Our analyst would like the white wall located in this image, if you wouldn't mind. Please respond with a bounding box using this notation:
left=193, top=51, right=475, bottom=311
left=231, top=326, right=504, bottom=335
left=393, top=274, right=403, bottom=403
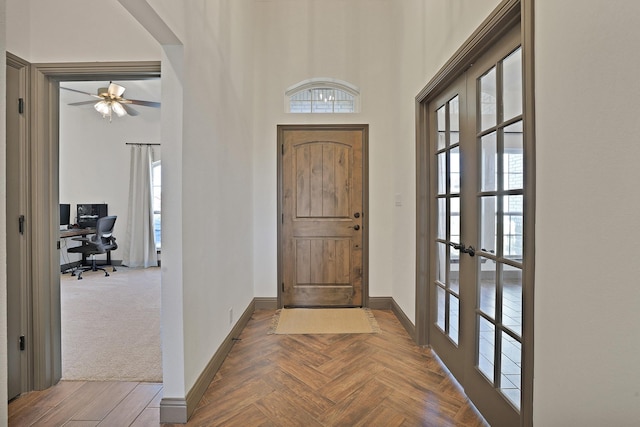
left=534, top=0, right=640, bottom=424
left=59, top=80, right=161, bottom=264
left=251, top=0, right=397, bottom=304
left=7, top=0, right=159, bottom=62
left=140, top=0, right=257, bottom=399
left=251, top=0, right=501, bottom=322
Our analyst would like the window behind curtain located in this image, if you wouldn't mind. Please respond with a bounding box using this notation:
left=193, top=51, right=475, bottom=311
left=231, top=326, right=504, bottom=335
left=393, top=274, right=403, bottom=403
left=152, top=161, right=161, bottom=249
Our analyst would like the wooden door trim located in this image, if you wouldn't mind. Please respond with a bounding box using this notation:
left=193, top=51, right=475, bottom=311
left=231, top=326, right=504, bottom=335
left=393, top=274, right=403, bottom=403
left=277, top=124, right=369, bottom=309
left=28, top=61, right=161, bottom=390
left=7, top=52, right=33, bottom=397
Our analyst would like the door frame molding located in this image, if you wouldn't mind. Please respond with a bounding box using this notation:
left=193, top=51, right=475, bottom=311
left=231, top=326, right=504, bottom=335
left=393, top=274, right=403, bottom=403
left=276, top=124, right=369, bottom=309
left=7, top=52, right=33, bottom=397
left=27, top=61, right=160, bottom=389
left=415, top=0, right=534, bottom=425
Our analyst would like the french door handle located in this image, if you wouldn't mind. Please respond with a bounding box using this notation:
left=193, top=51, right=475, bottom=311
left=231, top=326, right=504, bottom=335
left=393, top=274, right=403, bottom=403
left=449, top=242, right=475, bottom=257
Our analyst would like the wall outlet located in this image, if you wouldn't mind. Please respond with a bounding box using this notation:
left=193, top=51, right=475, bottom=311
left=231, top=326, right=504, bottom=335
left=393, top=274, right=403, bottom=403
left=229, top=307, right=233, bottom=325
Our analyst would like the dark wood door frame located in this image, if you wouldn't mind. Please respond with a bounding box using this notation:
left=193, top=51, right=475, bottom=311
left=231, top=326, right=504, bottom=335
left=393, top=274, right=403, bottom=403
left=24, top=61, right=160, bottom=391
left=277, top=124, right=369, bottom=309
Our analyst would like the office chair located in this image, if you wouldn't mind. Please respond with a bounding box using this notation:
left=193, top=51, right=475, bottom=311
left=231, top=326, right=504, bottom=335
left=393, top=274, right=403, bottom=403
left=68, top=215, right=118, bottom=280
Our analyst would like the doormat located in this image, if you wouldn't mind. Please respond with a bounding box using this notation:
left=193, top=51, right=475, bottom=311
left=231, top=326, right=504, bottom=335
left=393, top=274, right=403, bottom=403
left=268, top=308, right=380, bottom=335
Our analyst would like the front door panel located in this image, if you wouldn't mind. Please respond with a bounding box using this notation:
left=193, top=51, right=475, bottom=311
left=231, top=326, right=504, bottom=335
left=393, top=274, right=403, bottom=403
left=279, top=126, right=366, bottom=307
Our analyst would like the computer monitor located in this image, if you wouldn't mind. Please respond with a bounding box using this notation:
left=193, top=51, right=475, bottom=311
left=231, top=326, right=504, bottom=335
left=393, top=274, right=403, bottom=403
left=59, top=204, right=70, bottom=229
left=77, top=204, right=108, bottom=229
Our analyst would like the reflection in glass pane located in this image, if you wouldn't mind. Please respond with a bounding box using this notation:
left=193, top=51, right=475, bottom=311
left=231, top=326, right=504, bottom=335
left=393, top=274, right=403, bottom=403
left=478, top=316, right=495, bottom=382
left=450, top=147, right=460, bottom=194
left=480, top=67, right=497, bottom=131
left=437, top=198, right=446, bottom=240
left=450, top=96, right=460, bottom=144
left=437, top=105, right=446, bottom=150
left=450, top=197, right=460, bottom=243
left=503, top=267, right=523, bottom=336
left=503, top=195, right=523, bottom=260
left=504, top=121, right=524, bottom=191
left=436, top=242, right=446, bottom=284
left=480, top=196, right=497, bottom=254
left=500, top=334, right=522, bottom=409
left=436, top=286, right=446, bottom=330
left=503, top=47, right=523, bottom=121
left=479, top=259, right=496, bottom=319
left=481, top=132, right=497, bottom=192
left=449, top=295, right=459, bottom=344
left=437, top=152, right=446, bottom=195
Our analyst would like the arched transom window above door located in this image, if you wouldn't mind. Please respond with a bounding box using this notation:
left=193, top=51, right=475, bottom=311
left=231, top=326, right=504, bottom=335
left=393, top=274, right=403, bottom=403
left=286, top=78, right=360, bottom=113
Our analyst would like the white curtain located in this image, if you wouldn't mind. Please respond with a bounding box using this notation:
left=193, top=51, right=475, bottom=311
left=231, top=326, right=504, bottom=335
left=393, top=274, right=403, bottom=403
left=123, top=145, right=158, bottom=268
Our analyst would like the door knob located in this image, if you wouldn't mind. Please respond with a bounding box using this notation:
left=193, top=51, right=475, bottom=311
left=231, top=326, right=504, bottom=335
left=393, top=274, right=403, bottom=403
left=354, top=212, right=360, bottom=218
left=349, top=224, right=360, bottom=230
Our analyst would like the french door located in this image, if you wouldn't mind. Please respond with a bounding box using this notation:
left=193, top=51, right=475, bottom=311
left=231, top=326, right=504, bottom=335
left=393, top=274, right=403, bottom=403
left=427, top=22, right=529, bottom=426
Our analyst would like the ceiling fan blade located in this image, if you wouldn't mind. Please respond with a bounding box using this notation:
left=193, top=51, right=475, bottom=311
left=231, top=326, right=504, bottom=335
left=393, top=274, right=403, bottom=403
left=121, top=103, right=140, bottom=116
left=68, top=100, right=100, bottom=106
left=108, top=83, right=126, bottom=98
left=125, top=99, right=161, bottom=108
left=60, top=86, right=101, bottom=98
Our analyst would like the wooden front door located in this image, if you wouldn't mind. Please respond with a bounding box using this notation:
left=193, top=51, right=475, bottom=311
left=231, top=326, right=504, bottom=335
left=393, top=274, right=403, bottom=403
left=278, top=125, right=367, bottom=307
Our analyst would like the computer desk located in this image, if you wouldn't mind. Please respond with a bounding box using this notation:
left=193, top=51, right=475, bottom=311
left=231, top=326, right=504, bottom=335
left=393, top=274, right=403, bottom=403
left=60, top=228, right=112, bottom=266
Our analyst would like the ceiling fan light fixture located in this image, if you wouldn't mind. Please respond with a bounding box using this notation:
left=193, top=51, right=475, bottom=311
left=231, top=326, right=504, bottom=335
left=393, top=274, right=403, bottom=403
left=111, top=101, right=127, bottom=117
left=94, top=100, right=110, bottom=116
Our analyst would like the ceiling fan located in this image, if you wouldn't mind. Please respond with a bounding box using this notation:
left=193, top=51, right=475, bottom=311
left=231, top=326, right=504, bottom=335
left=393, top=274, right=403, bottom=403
left=61, top=82, right=160, bottom=121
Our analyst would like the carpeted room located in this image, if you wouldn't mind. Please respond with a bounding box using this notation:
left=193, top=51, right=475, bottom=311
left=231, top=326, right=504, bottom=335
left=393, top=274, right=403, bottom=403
left=60, top=267, right=162, bottom=382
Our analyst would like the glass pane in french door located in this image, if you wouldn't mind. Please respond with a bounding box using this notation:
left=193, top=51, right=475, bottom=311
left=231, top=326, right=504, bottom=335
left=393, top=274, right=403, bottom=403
left=434, top=95, right=461, bottom=345
left=476, top=46, right=524, bottom=411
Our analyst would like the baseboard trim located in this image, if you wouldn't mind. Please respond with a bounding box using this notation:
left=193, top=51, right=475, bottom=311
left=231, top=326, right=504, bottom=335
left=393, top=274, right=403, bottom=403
left=254, top=297, right=278, bottom=310
left=159, top=299, right=256, bottom=423
left=370, top=296, right=416, bottom=341
left=159, top=397, right=188, bottom=424
left=369, top=296, right=393, bottom=310
left=390, top=298, right=416, bottom=342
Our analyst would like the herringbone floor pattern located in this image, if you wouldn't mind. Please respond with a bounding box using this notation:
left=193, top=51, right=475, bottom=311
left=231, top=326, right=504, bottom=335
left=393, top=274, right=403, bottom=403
left=9, top=309, right=488, bottom=426
left=167, top=309, right=487, bottom=426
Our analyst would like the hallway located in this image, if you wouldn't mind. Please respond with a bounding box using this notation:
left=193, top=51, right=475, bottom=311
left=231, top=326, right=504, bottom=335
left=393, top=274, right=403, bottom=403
left=9, top=310, right=487, bottom=426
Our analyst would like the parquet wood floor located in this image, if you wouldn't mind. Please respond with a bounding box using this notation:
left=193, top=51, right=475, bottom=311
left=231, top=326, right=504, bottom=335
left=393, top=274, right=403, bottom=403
left=9, top=310, right=487, bottom=426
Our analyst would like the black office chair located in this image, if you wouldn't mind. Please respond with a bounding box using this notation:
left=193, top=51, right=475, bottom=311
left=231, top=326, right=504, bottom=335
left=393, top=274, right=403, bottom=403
left=68, top=215, right=118, bottom=280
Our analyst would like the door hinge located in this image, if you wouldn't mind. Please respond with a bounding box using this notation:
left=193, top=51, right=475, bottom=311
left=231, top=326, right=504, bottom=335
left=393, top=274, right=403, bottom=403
left=19, top=336, right=25, bottom=351
left=281, top=213, right=284, bottom=224
left=281, top=144, right=284, bottom=155
left=281, top=282, right=285, bottom=292
left=57, top=240, right=61, bottom=250
left=18, top=98, right=24, bottom=114
left=18, top=215, right=25, bottom=235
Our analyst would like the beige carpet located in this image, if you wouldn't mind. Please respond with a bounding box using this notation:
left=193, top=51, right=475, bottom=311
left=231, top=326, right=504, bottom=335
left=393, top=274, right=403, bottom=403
left=61, top=266, right=162, bottom=382
left=269, top=308, right=380, bottom=334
